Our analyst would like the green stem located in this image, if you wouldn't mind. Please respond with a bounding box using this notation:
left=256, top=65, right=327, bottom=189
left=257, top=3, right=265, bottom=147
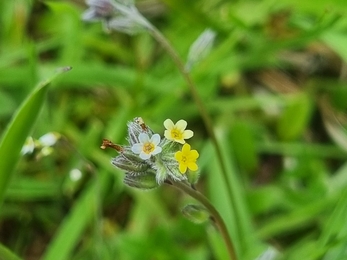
left=145, top=23, right=241, bottom=246
left=146, top=21, right=234, bottom=197
left=107, top=6, right=239, bottom=258
left=167, top=180, right=237, bottom=260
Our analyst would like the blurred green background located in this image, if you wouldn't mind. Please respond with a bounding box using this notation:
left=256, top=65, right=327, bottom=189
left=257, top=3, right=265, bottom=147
left=1, top=0, right=347, bottom=259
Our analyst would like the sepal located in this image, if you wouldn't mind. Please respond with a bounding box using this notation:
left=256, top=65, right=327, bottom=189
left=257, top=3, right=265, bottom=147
left=186, top=170, right=200, bottom=185
left=123, top=171, right=159, bottom=190
left=111, top=153, right=149, bottom=172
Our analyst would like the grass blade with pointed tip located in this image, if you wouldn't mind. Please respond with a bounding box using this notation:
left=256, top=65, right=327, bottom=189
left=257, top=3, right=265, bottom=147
left=0, top=67, right=71, bottom=206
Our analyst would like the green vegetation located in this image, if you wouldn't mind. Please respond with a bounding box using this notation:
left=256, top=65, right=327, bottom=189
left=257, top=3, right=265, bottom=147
left=1, top=0, right=347, bottom=259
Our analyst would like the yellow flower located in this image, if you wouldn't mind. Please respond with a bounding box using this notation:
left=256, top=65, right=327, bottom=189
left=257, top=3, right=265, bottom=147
left=164, top=119, right=193, bottom=144
left=174, top=143, right=199, bottom=174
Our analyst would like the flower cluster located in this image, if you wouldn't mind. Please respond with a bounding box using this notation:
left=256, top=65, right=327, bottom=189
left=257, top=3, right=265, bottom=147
left=21, top=132, right=61, bottom=158
left=102, top=117, right=199, bottom=189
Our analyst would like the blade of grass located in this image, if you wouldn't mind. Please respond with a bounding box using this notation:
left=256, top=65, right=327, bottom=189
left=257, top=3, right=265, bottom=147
left=203, top=137, right=264, bottom=259
left=319, top=186, right=347, bottom=253
left=41, top=171, right=112, bottom=260
left=256, top=196, right=334, bottom=240
left=256, top=142, right=347, bottom=159
left=0, top=243, right=22, bottom=260
left=0, top=66, right=71, bottom=207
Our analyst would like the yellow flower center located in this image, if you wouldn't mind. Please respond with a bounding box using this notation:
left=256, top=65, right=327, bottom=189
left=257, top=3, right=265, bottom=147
left=171, top=129, right=182, bottom=139
left=143, top=142, right=155, bottom=154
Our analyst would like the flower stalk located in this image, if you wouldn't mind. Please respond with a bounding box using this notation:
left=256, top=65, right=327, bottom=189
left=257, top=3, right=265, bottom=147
left=145, top=19, right=241, bottom=255
left=102, top=117, right=237, bottom=259
left=147, top=27, right=231, bottom=191
left=166, top=179, right=237, bottom=260
left=84, top=1, right=239, bottom=258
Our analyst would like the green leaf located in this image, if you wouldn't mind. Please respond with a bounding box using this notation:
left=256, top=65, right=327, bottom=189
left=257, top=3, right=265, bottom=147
left=0, top=243, right=22, bottom=260
left=247, top=186, right=285, bottom=215
left=277, top=93, right=312, bottom=141
left=0, top=90, right=16, bottom=118
left=322, top=31, right=347, bottom=63
left=319, top=184, right=347, bottom=257
left=203, top=138, right=265, bottom=259
left=42, top=171, right=112, bottom=260
left=0, top=67, right=71, bottom=206
left=229, top=120, right=259, bottom=173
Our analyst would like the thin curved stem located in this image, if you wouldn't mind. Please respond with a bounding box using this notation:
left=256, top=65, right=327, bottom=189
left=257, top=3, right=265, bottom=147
left=113, top=9, right=240, bottom=259
left=108, top=6, right=239, bottom=238
left=166, top=180, right=237, bottom=260
left=147, top=21, right=233, bottom=194
left=146, top=24, right=240, bottom=238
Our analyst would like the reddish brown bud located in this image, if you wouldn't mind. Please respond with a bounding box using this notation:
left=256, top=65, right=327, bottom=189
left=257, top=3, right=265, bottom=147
left=100, top=139, right=123, bottom=152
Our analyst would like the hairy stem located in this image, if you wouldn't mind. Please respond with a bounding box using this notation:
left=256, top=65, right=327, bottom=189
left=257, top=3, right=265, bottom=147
left=145, top=23, right=241, bottom=243
left=107, top=6, right=240, bottom=258
left=147, top=25, right=234, bottom=202
left=167, top=180, right=237, bottom=260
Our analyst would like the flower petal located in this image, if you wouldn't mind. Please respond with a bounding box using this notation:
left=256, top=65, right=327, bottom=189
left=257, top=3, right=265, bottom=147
left=176, top=138, right=185, bottom=144
left=183, top=130, right=193, bottom=139
left=176, top=120, right=187, bottom=131
left=151, top=134, right=161, bottom=145
left=164, top=119, right=174, bottom=130
left=179, top=164, right=188, bottom=174
left=164, top=129, right=171, bottom=140
left=188, top=150, right=199, bottom=160
left=139, top=151, right=151, bottom=160
left=175, top=151, right=183, bottom=161
left=152, top=146, right=162, bottom=155
left=182, top=143, right=191, bottom=153
left=138, top=133, right=149, bottom=143
left=131, top=143, right=143, bottom=154
left=187, top=162, right=198, bottom=171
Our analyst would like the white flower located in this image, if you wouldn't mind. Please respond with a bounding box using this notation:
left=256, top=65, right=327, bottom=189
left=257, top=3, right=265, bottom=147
left=39, top=132, right=60, bottom=147
left=131, top=133, right=162, bottom=160
left=21, top=137, right=35, bottom=155
left=69, top=169, right=83, bottom=181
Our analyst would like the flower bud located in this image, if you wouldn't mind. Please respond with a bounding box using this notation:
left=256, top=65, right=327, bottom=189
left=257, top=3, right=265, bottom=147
left=181, top=204, right=210, bottom=224
left=39, top=132, right=61, bottom=147
left=186, top=170, right=200, bottom=185
left=82, top=0, right=115, bottom=22
left=123, top=171, right=159, bottom=190
left=186, top=29, right=216, bottom=71
left=166, top=163, right=187, bottom=182
left=127, top=118, right=153, bottom=146
left=112, top=154, right=149, bottom=172
left=153, top=160, right=167, bottom=184
left=21, top=137, right=35, bottom=155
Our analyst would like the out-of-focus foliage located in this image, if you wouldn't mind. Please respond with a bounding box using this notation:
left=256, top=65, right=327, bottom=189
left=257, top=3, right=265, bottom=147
left=1, top=0, right=347, bottom=259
